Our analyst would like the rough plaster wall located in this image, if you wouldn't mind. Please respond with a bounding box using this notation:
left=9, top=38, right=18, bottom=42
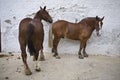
left=0, top=0, right=120, bottom=56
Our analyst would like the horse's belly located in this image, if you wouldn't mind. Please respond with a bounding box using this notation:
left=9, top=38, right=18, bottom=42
left=66, top=34, right=79, bottom=40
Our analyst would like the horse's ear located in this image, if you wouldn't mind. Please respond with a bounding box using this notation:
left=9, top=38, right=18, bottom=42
left=101, top=16, right=104, bottom=21
left=40, top=6, right=43, bottom=10
left=43, top=6, right=46, bottom=10
left=96, top=16, right=99, bottom=20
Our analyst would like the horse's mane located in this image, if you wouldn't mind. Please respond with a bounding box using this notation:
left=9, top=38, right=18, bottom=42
left=34, top=10, right=41, bottom=19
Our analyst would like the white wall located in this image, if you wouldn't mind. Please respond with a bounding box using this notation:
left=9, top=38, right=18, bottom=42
left=0, top=0, right=120, bottom=56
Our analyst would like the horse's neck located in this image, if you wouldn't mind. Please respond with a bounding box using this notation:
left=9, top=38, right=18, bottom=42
left=85, top=20, right=96, bottom=31
left=90, top=21, right=96, bottom=31
left=33, top=12, right=42, bottom=21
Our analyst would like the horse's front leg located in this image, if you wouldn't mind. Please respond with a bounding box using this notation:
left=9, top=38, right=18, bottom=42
left=78, top=41, right=84, bottom=59
left=53, top=37, right=61, bottom=59
left=83, top=42, right=88, bottom=57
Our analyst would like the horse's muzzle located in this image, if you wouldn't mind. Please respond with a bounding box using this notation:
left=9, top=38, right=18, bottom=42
left=96, top=31, right=101, bottom=37
left=49, top=19, right=53, bottom=23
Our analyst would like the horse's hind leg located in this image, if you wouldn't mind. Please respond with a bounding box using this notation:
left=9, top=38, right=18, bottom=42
left=83, top=42, right=88, bottom=57
left=39, top=49, right=45, bottom=61
left=34, top=51, right=41, bottom=72
left=20, top=43, right=32, bottom=75
left=52, top=36, right=61, bottom=59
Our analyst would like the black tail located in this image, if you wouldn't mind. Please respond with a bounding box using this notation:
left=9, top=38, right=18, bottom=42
left=27, top=24, right=36, bottom=56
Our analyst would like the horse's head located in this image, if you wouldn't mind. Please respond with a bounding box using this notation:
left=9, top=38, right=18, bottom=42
left=95, top=16, right=104, bottom=36
left=38, top=6, right=53, bottom=23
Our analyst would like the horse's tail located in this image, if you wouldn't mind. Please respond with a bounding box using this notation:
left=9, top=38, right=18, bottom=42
left=27, top=24, right=36, bottom=56
left=48, top=24, right=53, bottom=48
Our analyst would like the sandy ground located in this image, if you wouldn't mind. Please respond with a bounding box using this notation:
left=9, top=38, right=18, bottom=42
left=0, top=53, right=120, bottom=80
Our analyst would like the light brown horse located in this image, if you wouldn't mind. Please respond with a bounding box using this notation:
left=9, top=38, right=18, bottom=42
left=19, top=6, right=53, bottom=75
left=49, top=16, right=104, bottom=59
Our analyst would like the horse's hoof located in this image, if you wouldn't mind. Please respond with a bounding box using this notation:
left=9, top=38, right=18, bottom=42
left=83, top=54, right=88, bottom=57
left=25, top=69, right=32, bottom=75
left=53, top=54, right=56, bottom=57
left=52, top=49, right=54, bottom=53
left=79, top=55, right=84, bottom=59
left=39, top=57, right=45, bottom=61
left=33, top=56, right=36, bottom=61
left=56, top=56, right=61, bottom=59
left=35, top=68, right=41, bottom=72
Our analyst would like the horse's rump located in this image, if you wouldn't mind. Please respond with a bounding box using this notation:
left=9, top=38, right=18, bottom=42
left=19, top=18, right=32, bottom=38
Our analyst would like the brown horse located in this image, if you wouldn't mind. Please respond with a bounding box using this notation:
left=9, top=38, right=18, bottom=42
left=19, top=6, right=53, bottom=75
left=49, top=16, right=104, bottom=59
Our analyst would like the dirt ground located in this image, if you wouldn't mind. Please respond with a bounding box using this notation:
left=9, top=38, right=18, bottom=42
left=0, top=53, right=120, bottom=80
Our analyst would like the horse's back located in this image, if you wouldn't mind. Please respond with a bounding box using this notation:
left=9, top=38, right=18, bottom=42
left=30, top=19, right=44, bottom=35
left=30, top=19, right=44, bottom=47
left=52, top=20, right=80, bottom=29
left=32, top=19, right=44, bottom=40
left=52, top=20, right=68, bottom=28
